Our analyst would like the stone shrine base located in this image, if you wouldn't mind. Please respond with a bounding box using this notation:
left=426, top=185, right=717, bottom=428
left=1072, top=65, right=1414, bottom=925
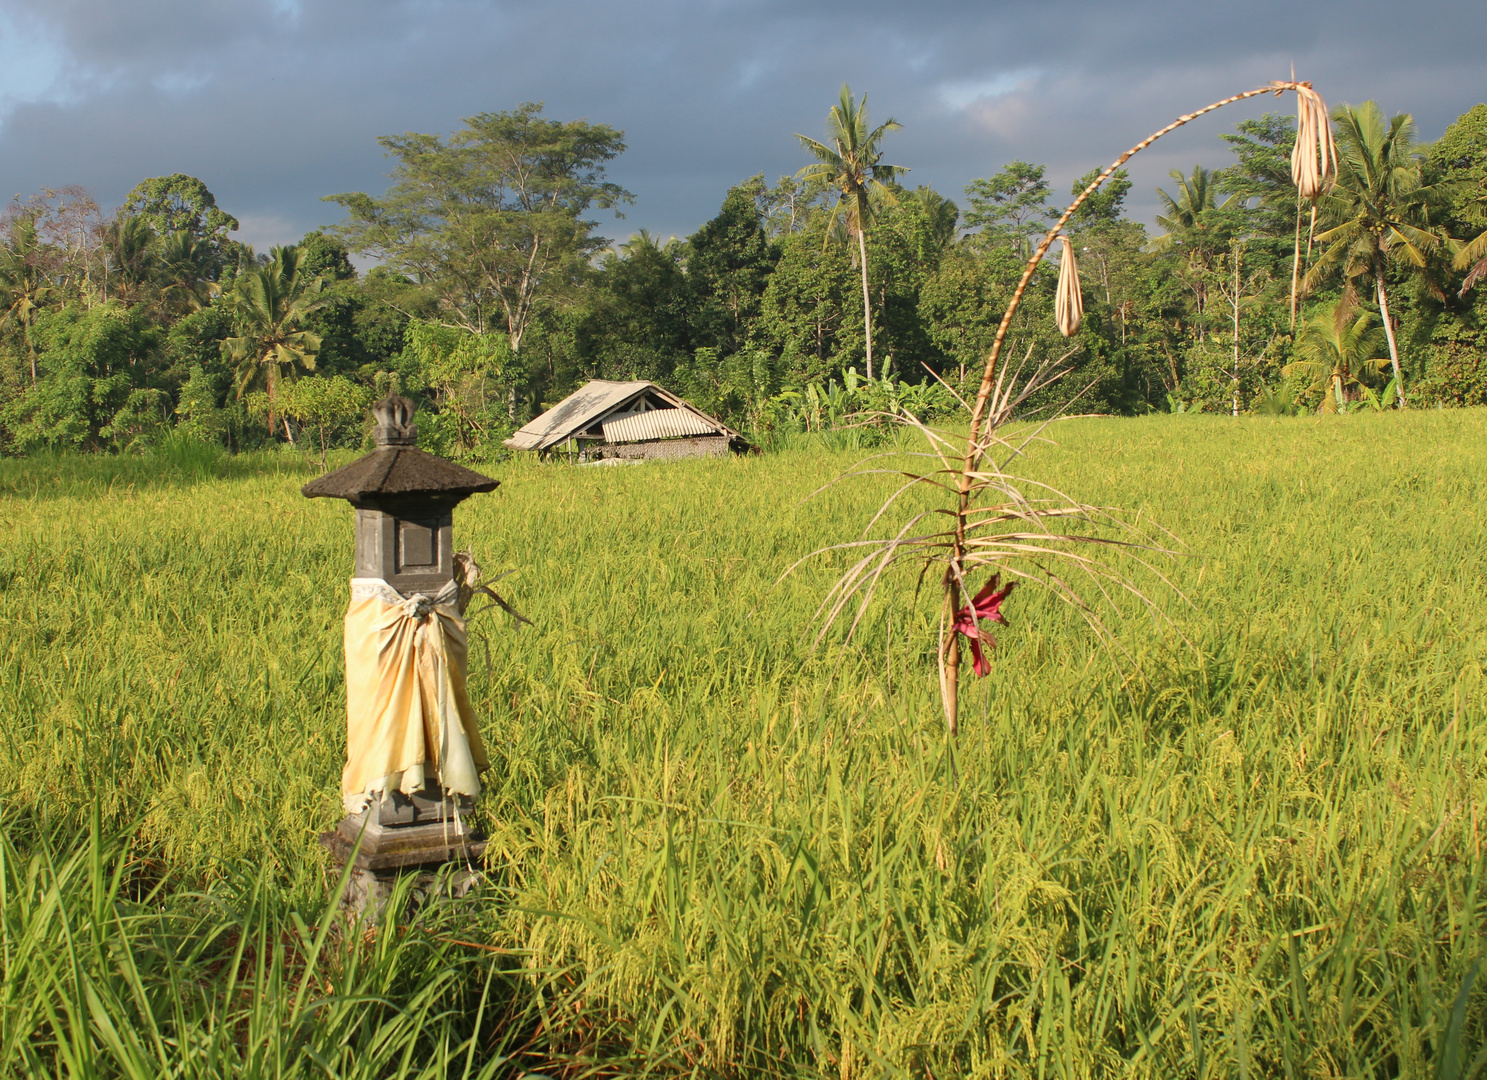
left=339, top=863, right=481, bottom=919
left=320, top=815, right=488, bottom=872
left=319, top=783, right=487, bottom=917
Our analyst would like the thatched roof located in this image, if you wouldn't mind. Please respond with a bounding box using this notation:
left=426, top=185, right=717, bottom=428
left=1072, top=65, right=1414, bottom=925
left=302, top=446, right=498, bottom=503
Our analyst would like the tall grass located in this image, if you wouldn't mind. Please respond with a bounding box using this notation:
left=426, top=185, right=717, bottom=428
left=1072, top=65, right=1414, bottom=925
left=1, top=411, right=1484, bottom=1075
left=0, top=809, right=522, bottom=1077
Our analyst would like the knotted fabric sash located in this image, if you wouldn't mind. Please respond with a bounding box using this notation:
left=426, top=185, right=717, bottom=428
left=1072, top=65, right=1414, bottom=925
left=342, top=577, right=489, bottom=813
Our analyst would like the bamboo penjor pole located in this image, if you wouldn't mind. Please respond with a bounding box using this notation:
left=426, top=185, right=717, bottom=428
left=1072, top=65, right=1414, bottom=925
left=940, top=80, right=1335, bottom=733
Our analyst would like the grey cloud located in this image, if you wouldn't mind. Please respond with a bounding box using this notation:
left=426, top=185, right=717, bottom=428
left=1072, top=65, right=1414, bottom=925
left=0, top=0, right=1482, bottom=252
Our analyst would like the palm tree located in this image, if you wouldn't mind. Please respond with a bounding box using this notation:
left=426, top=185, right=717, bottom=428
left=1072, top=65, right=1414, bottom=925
left=157, top=230, right=220, bottom=313
left=222, top=245, right=329, bottom=436
left=796, top=84, right=905, bottom=380
left=1152, top=165, right=1238, bottom=248
left=101, top=215, right=156, bottom=304
left=0, top=219, right=57, bottom=383
left=1152, top=166, right=1240, bottom=341
left=1283, top=295, right=1390, bottom=413
left=907, top=186, right=960, bottom=254
left=1305, top=103, right=1453, bottom=407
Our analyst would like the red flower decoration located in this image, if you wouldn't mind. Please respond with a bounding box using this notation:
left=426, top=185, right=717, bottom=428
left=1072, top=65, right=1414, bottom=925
left=952, top=575, right=1015, bottom=677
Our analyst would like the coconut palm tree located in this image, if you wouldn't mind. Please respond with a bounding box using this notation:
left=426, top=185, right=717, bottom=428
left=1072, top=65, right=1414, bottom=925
left=0, top=218, right=57, bottom=383
left=222, top=245, right=328, bottom=436
left=1305, top=103, right=1453, bottom=407
left=101, top=215, right=156, bottom=304
left=907, top=186, right=960, bottom=255
left=1283, top=295, right=1390, bottom=413
left=796, top=84, right=905, bottom=380
left=1151, top=165, right=1239, bottom=250
left=157, top=230, right=220, bottom=314
left=1151, top=166, right=1240, bottom=341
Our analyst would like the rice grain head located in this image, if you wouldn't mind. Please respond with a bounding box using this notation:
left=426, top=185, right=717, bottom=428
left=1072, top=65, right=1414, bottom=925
left=1290, top=83, right=1337, bottom=199
left=1055, top=236, right=1084, bottom=337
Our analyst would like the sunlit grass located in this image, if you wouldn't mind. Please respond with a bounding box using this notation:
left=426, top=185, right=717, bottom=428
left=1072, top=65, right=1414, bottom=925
left=1, top=411, right=1484, bottom=1075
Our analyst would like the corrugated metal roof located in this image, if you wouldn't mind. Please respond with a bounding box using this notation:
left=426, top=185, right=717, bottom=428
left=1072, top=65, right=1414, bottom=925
left=504, top=380, right=651, bottom=451
left=505, top=380, right=744, bottom=453
left=601, top=408, right=722, bottom=443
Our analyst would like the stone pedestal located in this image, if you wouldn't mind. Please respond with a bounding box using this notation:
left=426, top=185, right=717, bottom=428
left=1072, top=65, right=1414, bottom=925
left=320, top=780, right=487, bottom=918
left=340, top=864, right=481, bottom=920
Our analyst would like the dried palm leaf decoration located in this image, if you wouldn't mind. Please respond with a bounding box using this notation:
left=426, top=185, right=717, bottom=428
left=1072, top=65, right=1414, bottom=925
left=1291, top=84, right=1338, bottom=199
left=1055, top=236, right=1083, bottom=337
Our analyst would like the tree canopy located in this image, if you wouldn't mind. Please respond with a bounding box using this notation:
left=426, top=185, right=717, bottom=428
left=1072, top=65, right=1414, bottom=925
left=326, top=102, right=631, bottom=355
left=6, top=96, right=1487, bottom=459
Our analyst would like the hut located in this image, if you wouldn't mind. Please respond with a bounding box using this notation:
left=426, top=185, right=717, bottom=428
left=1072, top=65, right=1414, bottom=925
left=504, top=380, right=749, bottom=461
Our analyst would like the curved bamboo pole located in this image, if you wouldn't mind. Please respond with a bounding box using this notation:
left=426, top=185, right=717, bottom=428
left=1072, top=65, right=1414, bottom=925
left=940, top=80, right=1326, bottom=734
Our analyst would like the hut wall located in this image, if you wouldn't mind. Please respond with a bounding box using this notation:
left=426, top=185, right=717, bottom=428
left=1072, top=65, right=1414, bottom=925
left=600, top=436, right=731, bottom=461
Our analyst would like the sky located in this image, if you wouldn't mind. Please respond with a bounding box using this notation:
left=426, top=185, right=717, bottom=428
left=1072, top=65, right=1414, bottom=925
left=0, top=0, right=1484, bottom=254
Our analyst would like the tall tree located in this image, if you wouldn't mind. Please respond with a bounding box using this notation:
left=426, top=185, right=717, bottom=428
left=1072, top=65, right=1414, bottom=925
left=905, top=186, right=960, bottom=253
left=754, top=172, right=833, bottom=239
left=1216, top=116, right=1300, bottom=235
left=1068, top=167, right=1132, bottom=226
left=579, top=230, right=692, bottom=381
left=122, top=175, right=239, bottom=241
left=221, top=245, right=329, bottom=435
left=156, top=231, right=220, bottom=314
left=1214, top=114, right=1311, bottom=327
left=1152, top=165, right=1238, bottom=249
left=796, top=84, right=905, bottom=380
left=1152, top=166, right=1240, bottom=341
left=101, top=216, right=157, bottom=304
left=327, top=103, right=631, bottom=367
left=963, top=161, right=1054, bottom=255
left=1428, top=103, right=1487, bottom=293
left=297, top=230, right=358, bottom=282
left=0, top=218, right=57, bottom=382
left=2, top=187, right=104, bottom=301
left=121, top=175, right=239, bottom=276
left=918, top=246, right=1015, bottom=384
left=687, top=183, right=778, bottom=356
left=1305, top=102, right=1454, bottom=405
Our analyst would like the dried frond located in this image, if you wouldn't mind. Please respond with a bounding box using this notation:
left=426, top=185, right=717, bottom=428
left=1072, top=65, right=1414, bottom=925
left=792, top=410, right=1187, bottom=683
left=790, top=356, right=1185, bottom=699
left=1055, top=237, right=1083, bottom=337
left=1461, top=256, right=1487, bottom=297
left=453, top=549, right=532, bottom=626
left=1290, top=83, right=1337, bottom=200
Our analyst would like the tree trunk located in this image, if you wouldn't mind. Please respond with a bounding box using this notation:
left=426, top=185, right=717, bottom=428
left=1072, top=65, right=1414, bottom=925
left=506, top=333, right=521, bottom=421
left=1231, top=250, right=1241, bottom=417
left=1290, top=193, right=1303, bottom=331
left=1375, top=268, right=1407, bottom=408
left=857, top=227, right=873, bottom=380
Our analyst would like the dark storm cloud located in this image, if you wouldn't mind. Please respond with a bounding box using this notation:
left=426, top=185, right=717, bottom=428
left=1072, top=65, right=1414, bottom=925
left=0, top=0, right=1483, bottom=251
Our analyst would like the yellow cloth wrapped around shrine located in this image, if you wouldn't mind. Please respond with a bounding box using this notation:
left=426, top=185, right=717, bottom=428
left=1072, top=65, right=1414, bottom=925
left=341, top=578, right=489, bottom=811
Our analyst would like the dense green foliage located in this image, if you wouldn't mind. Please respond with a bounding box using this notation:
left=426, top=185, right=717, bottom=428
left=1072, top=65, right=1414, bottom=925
left=3, top=96, right=1486, bottom=461
left=2, top=413, right=1484, bottom=1075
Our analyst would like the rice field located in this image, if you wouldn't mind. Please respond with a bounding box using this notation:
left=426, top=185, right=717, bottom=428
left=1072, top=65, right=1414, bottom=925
left=1, top=411, right=1484, bottom=1077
